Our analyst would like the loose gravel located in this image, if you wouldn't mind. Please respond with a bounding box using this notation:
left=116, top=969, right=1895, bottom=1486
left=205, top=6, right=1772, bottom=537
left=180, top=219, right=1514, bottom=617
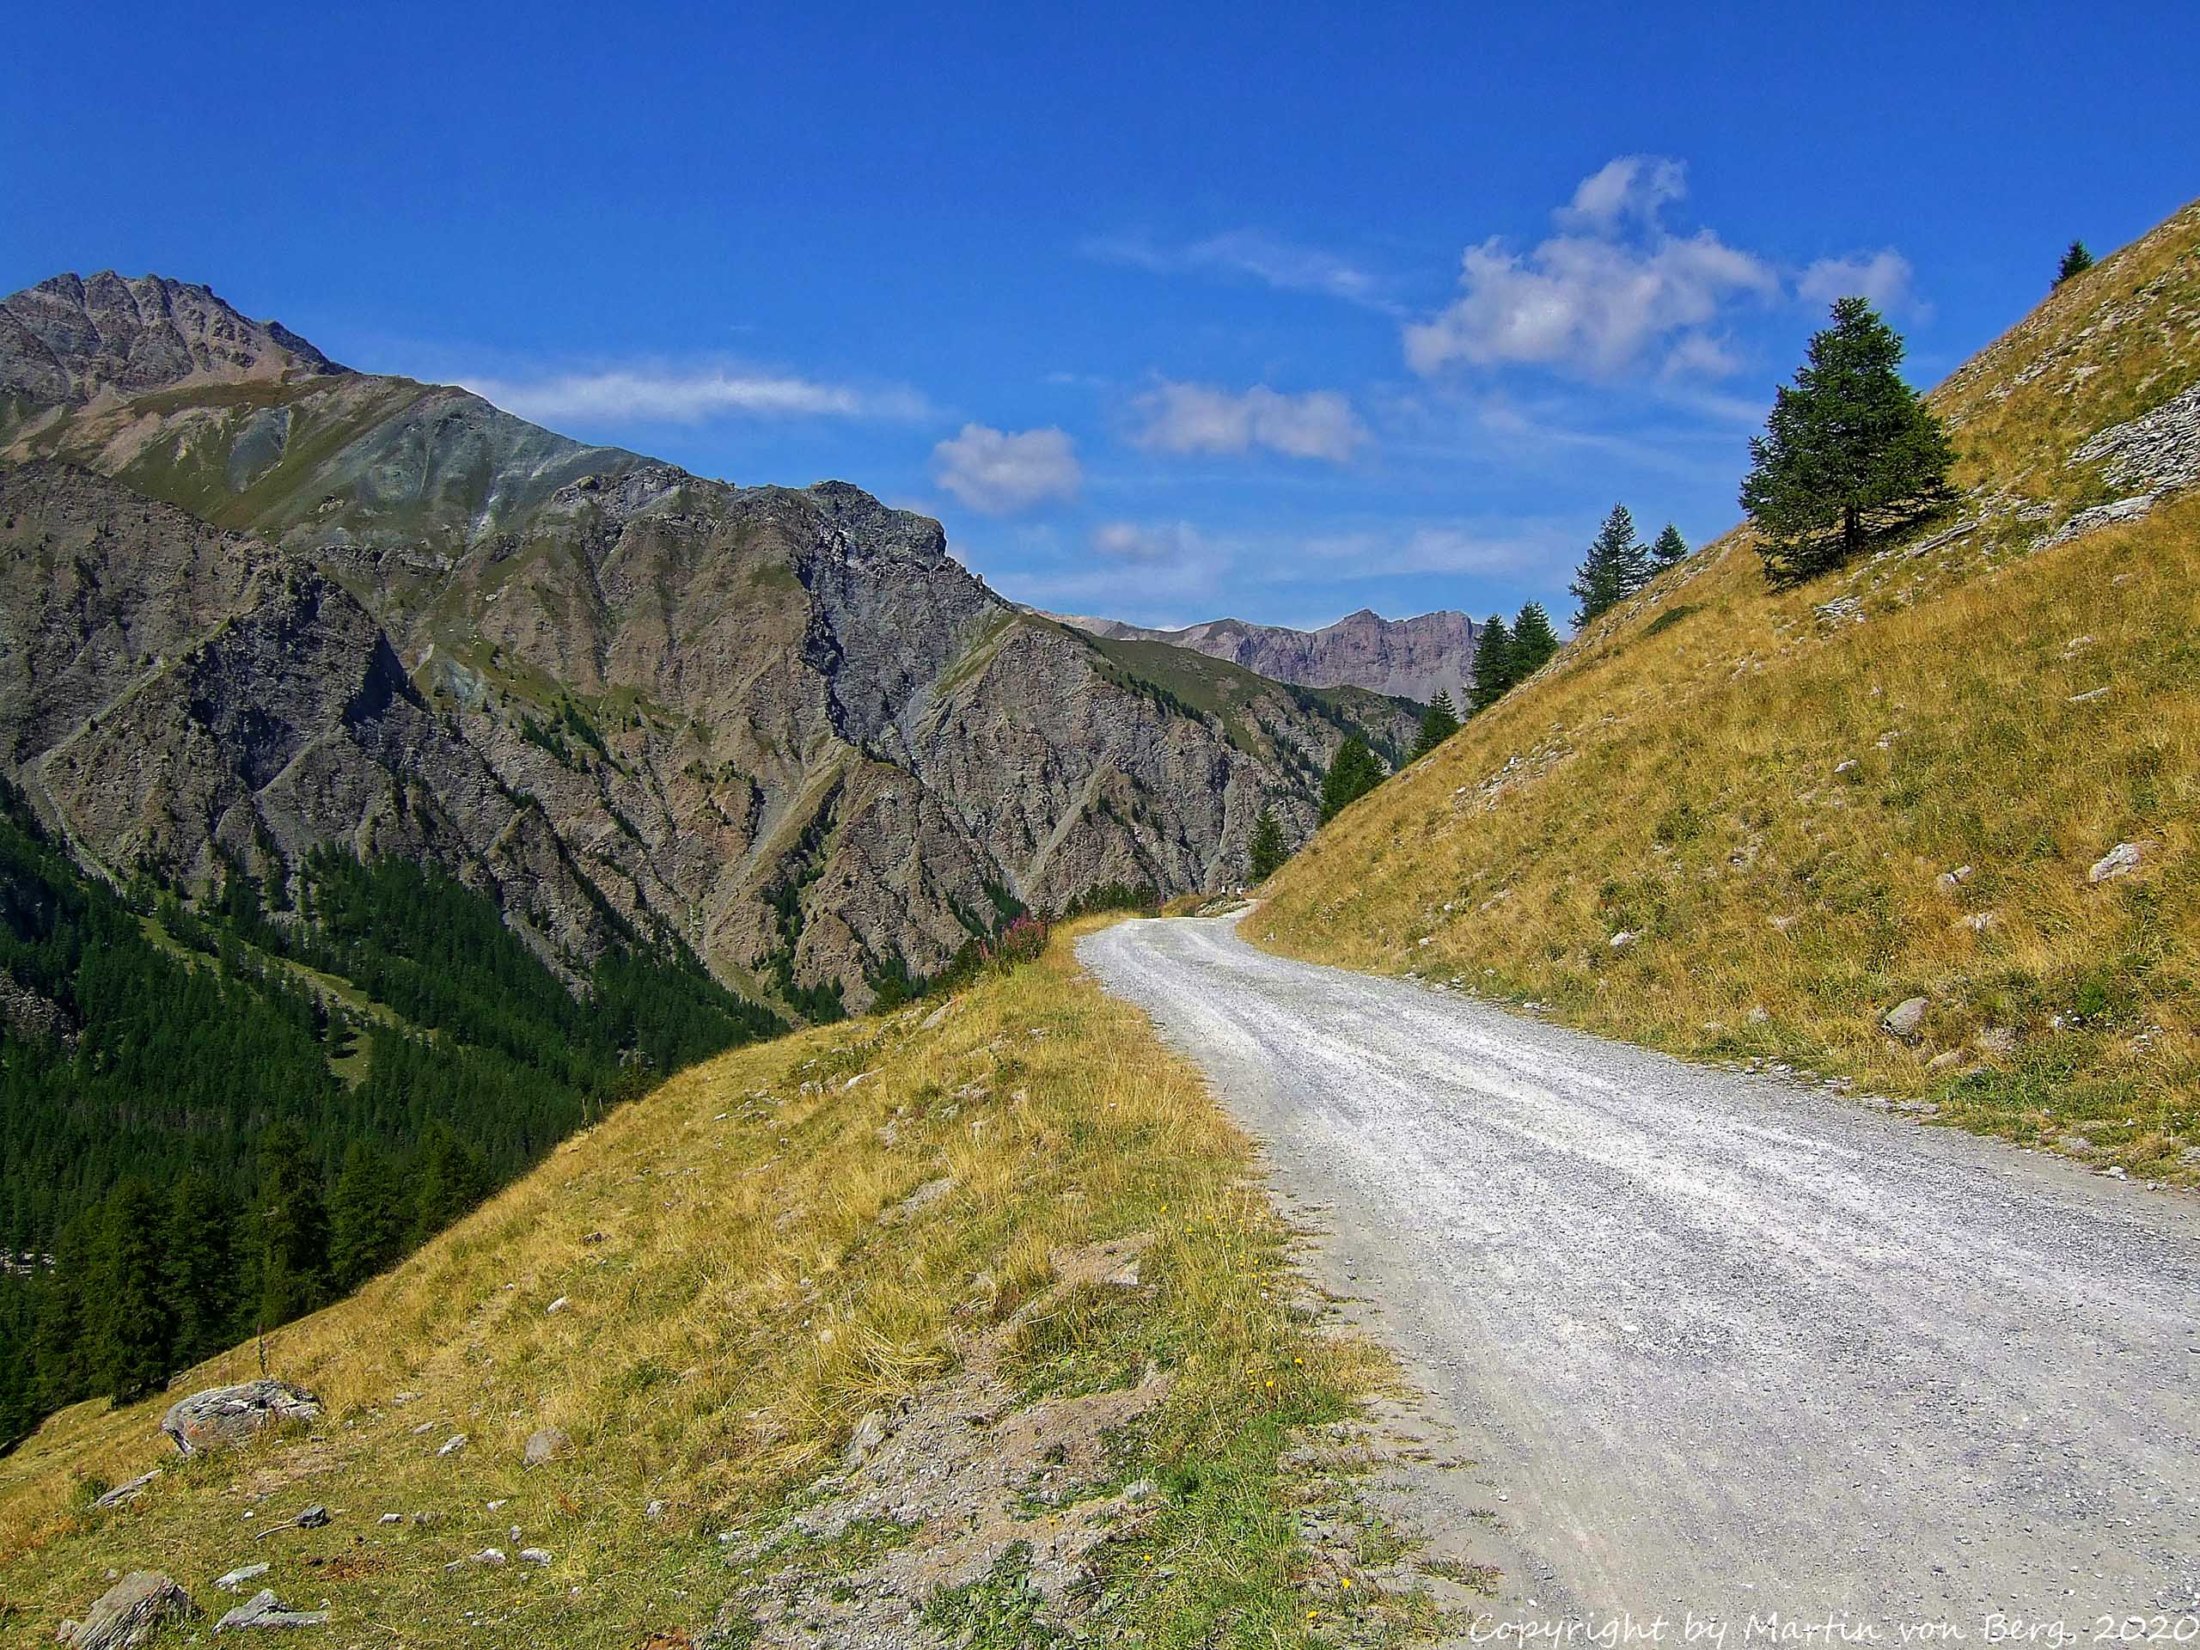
left=1080, top=913, right=2200, bottom=1632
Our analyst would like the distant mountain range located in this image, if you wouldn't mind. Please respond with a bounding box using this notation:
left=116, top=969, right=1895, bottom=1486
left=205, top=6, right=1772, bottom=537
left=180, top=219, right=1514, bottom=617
left=0, top=272, right=1419, bottom=1013
left=1053, top=609, right=1477, bottom=708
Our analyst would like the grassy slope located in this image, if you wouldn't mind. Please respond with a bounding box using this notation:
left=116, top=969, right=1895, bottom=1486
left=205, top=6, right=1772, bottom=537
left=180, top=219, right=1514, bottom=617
left=1256, top=200, right=2200, bottom=1182
left=0, top=928, right=1424, bottom=1647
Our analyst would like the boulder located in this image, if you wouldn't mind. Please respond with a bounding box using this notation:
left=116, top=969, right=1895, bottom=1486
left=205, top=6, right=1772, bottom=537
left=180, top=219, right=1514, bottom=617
left=213, top=1589, right=329, bottom=1632
left=161, top=1380, right=322, bottom=1456
left=62, top=1572, right=198, bottom=1649
left=523, top=1427, right=570, bottom=1467
left=1881, top=997, right=1930, bottom=1039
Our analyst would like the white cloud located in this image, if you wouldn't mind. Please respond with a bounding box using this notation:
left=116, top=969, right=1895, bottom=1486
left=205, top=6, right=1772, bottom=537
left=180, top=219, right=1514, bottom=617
left=1091, top=520, right=1205, bottom=564
left=1405, top=157, right=1778, bottom=381
left=1798, top=249, right=1918, bottom=314
left=930, top=424, right=1082, bottom=515
left=1086, top=229, right=1391, bottom=310
left=1558, top=155, right=1688, bottom=228
left=1129, top=381, right=1368, bottom=463
left=463, top=365, right=929, bottom=424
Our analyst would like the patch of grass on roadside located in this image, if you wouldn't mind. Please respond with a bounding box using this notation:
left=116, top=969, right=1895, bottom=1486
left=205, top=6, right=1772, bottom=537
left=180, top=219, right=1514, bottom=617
left=0, top=923, right=1423, bottom=1647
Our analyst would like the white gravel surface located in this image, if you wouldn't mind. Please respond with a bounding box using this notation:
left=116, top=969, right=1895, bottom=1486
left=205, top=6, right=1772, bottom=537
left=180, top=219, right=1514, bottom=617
left=1079, top=913, right=2200, bottom=1634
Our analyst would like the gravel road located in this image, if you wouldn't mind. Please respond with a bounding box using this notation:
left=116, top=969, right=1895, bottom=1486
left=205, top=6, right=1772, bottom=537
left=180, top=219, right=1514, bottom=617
left=1079, top=913, right=2200, bottom=1635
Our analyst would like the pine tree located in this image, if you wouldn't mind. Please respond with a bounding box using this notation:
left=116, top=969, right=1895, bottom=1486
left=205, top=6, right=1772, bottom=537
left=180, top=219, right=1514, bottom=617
left=31, top=1215, right=92, bottom=1409
left=329, top=1142, right=406, bottom=1292
left=1650, top=523, right=1688, bottom=568
left=1507, top=603, right=1561, bottom=682
left=1739, top=298, right=1955, bottom=582
left=1246, top=807, right=1289, bottom=882
left=1413, top=691, right=1462, bottom=759
left=2055, top=240, right=2094, bottom=286
left=257, top=1121, right=329, bottom=1326
left=412, top=1122, right=489, bottom=1243
left=88, top=1179, right=175, bottom=1402
left=1318, top=738, right=1385, bottom=823
left=1570, top=505, right=1649, bottom=626
left=167, top=1175, right=238, bottom=1368
left=1469, top=614, right=1514, bottom=713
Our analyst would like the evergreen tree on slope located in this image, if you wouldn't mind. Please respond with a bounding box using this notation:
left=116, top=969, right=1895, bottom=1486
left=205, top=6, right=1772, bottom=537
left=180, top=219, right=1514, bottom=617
left=1413, top=691, right=1463, bottom=759
left=1469, top=614, right=1514, bottom=713
left=1507, top=602, right=1561, bottom=682
left=1739, top=297, right=1954, bottom=582
left=168, top=1174, right=238, bottom=1369
left=1318, top=737, right=1385, bottom=823
left=330, top=1142, right=407, bottom=1291
left=1247, top=807, right=1289, bottom=882
left=1650, top=523, right=1689, bottom=568
left=90, top=1179, right=174, bottom=1402
left=257, top=1121, right=329, bottom=1327
left=1570, top=504, right=1649, bottom=626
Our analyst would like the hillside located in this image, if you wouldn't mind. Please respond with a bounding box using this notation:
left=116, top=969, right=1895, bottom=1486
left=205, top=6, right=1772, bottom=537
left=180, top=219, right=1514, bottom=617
left=1255, top=197, right=2200, bottom=1182
left=1058, top=609, right=1477, bottom=709
left=0, top=931, right=1454, bottom=1648
left=0, top=273, right=1414, bottom=1016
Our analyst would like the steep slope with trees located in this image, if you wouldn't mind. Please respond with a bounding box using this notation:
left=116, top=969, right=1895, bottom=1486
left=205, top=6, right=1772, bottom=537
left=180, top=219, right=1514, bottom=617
left=1256, top=197, right=2200, bottom=1182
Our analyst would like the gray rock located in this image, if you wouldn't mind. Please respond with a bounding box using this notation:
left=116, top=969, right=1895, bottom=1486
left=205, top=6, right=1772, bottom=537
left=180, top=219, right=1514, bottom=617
left=2037, top=494, right=2157, bottom=551
left=2068, top=379, right=2200, bottom=496
left=522, top=1427, right=570, bottom=1467
left=62, top=1572, right=198, bottom=1649
left=294, top=1505, right=330, bottom=1529
left=2088, top=842, right=2142, bottom=883
left=517, top=1547, right=552, bottom=1565
left=161, top=1381, right=322, bottom=1456
left=92, top=1471, right=158, bottom=1509
left=215, top=1563, right=269, bottom=1592
left=1934, top=864, right=1974, bottom=893
left=213, top=1589, right=329, bottom=1632
left=1882, top=997, right=1930, bottom=1039
left=435, top=1433, right=467, bottom=1457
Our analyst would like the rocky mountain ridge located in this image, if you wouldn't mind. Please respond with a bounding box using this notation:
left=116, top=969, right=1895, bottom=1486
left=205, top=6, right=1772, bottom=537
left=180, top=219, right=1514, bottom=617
left=0, top=272, right=342, bottom=406
left=1057, top=606, right=1477, bottom=707
left=0, top=273, right=1414, bottom=1010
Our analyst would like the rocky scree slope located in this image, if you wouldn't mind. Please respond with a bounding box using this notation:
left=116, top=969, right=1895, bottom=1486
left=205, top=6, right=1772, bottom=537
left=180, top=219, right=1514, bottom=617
left=0, top=273, right=1413, bottom=1010
left=1061, top=606, right=1478, bottom=707
left=1256, top=195, right=2200, bottom=1181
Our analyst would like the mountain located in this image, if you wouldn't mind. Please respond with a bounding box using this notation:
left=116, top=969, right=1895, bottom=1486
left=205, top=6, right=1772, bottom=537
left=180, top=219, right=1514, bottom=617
left=1057, top=607, right=1478, bottom=707
left=0, top=273, right=1417, bottom=1014
left=1254, top=196, right=2200, bottom=1184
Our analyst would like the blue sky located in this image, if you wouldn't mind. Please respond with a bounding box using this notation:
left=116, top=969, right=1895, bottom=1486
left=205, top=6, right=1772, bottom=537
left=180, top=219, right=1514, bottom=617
left=6, top=2, right=2196, bottom=631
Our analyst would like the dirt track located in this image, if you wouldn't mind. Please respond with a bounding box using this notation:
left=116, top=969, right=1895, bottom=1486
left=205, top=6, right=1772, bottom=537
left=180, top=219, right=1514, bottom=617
left=1080, top=913, right=2200, bottom=1634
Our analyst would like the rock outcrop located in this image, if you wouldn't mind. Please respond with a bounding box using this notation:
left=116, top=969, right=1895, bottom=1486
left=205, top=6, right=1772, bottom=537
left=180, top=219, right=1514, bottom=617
left=0, top=273, right=340, bottom=407
left=1057, top=607, right=1477, bottom=707
left=60, top=1572, right=199, bottom=1649
left=161, top=1379, right=324, bottom=1455
left=0, top=272, right=1414, bottom=1011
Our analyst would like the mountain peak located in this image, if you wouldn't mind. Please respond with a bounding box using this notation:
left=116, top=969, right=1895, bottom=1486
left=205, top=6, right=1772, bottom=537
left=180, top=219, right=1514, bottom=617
left=0, top=271, right=345, bottom=407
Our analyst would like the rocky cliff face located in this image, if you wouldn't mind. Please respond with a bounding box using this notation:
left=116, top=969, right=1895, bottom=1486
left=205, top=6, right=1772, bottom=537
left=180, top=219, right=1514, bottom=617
left=0, top=273, right=341, bottom=406
left=0, top=273, right=1413, bottom=1011
left=1060, top=608, right=1477, bottom=707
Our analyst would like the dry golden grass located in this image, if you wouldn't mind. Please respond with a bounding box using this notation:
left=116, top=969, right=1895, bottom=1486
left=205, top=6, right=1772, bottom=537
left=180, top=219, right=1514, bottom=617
left=0, top=928, right=1413, bottom=1647
left=1257, top=201, right=2200, bottom=1181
